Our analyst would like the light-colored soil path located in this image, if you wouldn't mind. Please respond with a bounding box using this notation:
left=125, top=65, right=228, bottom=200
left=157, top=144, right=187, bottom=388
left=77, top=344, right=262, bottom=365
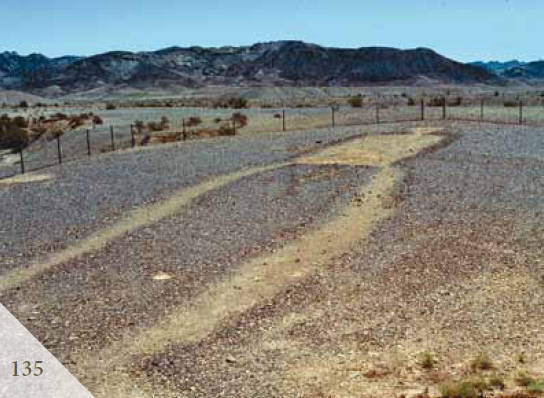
left=0, top=162, right=289, bottom=292
left=72, top=128, right=445, bottom=397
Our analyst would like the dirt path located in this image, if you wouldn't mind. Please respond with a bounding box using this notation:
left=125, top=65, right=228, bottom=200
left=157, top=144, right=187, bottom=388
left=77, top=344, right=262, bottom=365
left=0, top=162, right=290, bottom=292
left=70, top=128, right=446, bottom=397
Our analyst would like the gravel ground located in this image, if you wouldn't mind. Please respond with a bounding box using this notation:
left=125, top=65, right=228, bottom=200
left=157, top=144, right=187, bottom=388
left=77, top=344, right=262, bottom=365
left=1, top=124, right=402, bottom=274
left=0, top=163, right=376, bottom=367
left=130, top=122, right=544, bottom=397
left=3, top=119, right=543, bottom=397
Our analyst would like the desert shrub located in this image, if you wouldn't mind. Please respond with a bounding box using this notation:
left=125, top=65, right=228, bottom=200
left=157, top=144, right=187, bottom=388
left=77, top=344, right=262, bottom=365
left=105, top=103, right=117, bottom=110
left=19, top=100, right=28, bottom=108
left=407, top=97, right=416, bottom=106
left=232, top=112, right=248, bottom=127
left=92, top=115, right=103, bottom=125
left=50, top=129, right=65, bottom=139
left=0, top=121, right=29, bottom=150
left=218, top=125, right=235, bottom=136
left=69, top=116, right=85, bottom=128
left=348, top=95, right=363, bottom=108
left=147, top=121, right=163, bottom=131
left=528, top=381, right=544, bottom=393
left=470, top=352, right=493, bottom=371
left=494, top=91, right=500, bottom=97
left=504, top=100, right=518, bottom=108
left=515, top=371, right=536, bottom=387
left=517, top=352, right=527, bottom=364
left=419, top=350, right=437, bottom=370
left=226, top=97, right=248, bottom=109
left=273, top=113, right=282, bottom=119
left=140, top=134, right=151, bottom=146
left=51, top=112, right=68, bottom=120
left=134, top=120, right=145, bottom=133
left=79, top=113, right=90, bottom=120
left=214, top=117, right=222, bottom=123
left=448, top=97, right=462, bottom=106
left=11, top=116, right=28, bottom=128
left=160, top=116, right=169, bottom=129
left=488, top=375, right=505, bottom=390
left=439, top=381, right=478, bottom=398
left=427, top=97, right=446, bottom=107
left=186, top=116, right=202, bottom=127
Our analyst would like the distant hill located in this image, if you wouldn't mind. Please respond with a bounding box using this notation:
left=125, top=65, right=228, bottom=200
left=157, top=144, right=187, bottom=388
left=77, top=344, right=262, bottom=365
left=0, top=41, right=495, bottom=96
left=503, top=61, right=544, bottom=79
left=469, top=60, right=526, bottom=76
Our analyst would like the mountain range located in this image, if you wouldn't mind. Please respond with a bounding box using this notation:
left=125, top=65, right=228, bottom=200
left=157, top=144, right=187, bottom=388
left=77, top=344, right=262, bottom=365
left=0, top=41, right=498, bottom=96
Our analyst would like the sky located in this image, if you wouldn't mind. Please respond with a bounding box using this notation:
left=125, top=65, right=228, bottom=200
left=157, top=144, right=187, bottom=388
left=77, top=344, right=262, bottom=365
left=0, top=0, right=541, bottom=62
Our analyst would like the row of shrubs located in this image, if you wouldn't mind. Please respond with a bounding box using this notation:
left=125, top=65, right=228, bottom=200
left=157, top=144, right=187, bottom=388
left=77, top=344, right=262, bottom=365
left=133, top=113, right=248, bottom=139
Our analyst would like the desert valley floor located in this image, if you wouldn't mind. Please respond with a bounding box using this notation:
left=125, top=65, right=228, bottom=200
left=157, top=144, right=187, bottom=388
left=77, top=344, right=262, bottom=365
left=1, top=120, right=544, bottom=398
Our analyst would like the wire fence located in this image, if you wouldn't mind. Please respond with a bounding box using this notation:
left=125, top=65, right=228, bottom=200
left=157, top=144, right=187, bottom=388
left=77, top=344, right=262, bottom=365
left=1, top=96, right=543, bottom=180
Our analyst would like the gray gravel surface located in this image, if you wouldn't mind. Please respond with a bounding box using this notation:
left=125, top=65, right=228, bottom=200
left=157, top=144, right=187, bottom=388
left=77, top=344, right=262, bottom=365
left=0, top=163, right=376, bottom=365
left=131, top=122, right=544, bottom=397
left=1, top=124, right=401, bottom=273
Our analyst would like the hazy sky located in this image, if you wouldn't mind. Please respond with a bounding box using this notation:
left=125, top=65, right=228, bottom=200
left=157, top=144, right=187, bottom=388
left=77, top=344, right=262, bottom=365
left=1, top=0, right=540, bottom=62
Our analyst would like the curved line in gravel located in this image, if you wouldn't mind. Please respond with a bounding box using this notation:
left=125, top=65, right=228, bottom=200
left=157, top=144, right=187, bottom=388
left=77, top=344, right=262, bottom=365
left=73, top=166, right=404, bottom=398
left=0, top=173, right=53, bottom=185
left=72, top=131, right=448, bottom=397
left=0, top=162, right=291, bottom=293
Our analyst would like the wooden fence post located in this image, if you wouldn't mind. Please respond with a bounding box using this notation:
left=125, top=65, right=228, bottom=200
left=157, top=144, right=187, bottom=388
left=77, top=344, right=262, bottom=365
left=480, top=99, right=484, bottom=121
left=57, top=136, right=62, bottom=164
left=19, top=148, right=24, bottom=174
left=282, top=109, right=286, bottom=132
left=86, top=129, right=91, bottom=156
left=421, top=99, right=425, bottom=121
left=331, top=107, right=335, bottom=128
left=182, top=118, right=186, bottom=141
left=130, top=124, right=135, bottom=148
left=519, top=100, right=523, bottom=125
left=442, top=96, right=447, bottom=120
left=232, top=119, right=237, bottom=135
left=110, top=126, right=115, bottom=151
left=376, top=104, right=380, bottom=124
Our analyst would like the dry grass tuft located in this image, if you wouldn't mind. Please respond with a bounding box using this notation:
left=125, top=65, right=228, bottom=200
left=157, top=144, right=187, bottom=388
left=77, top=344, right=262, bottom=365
left=470, top=352, right=494, bottom=371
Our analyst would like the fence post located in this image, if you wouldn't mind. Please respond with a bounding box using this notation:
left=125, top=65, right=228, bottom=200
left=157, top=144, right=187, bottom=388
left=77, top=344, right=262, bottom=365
left=480, top=99, right=484, bottom=122
left=519, top=100, right=523, bottom=125
left=130, top=124, right=135, bottom=148
left=232, top=119, right=236, bottom=135
left=110, top=126, right=115, bottom=151
left=86, top=129, right=91, bottom=156
left=420, top=99, right=425, bottom=121
left=282, top=109, right=286, bottom=132
left=376, top=104, right=380, bottom=124
left=182, top=118, right=186, bottom=141
left=331, top=107, right=335, bottom=128
left=57, top=136, right=62, bottom=164
left=19, top=148, right=24, bottom=174
left=442, top=96, right=447, bottom=120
